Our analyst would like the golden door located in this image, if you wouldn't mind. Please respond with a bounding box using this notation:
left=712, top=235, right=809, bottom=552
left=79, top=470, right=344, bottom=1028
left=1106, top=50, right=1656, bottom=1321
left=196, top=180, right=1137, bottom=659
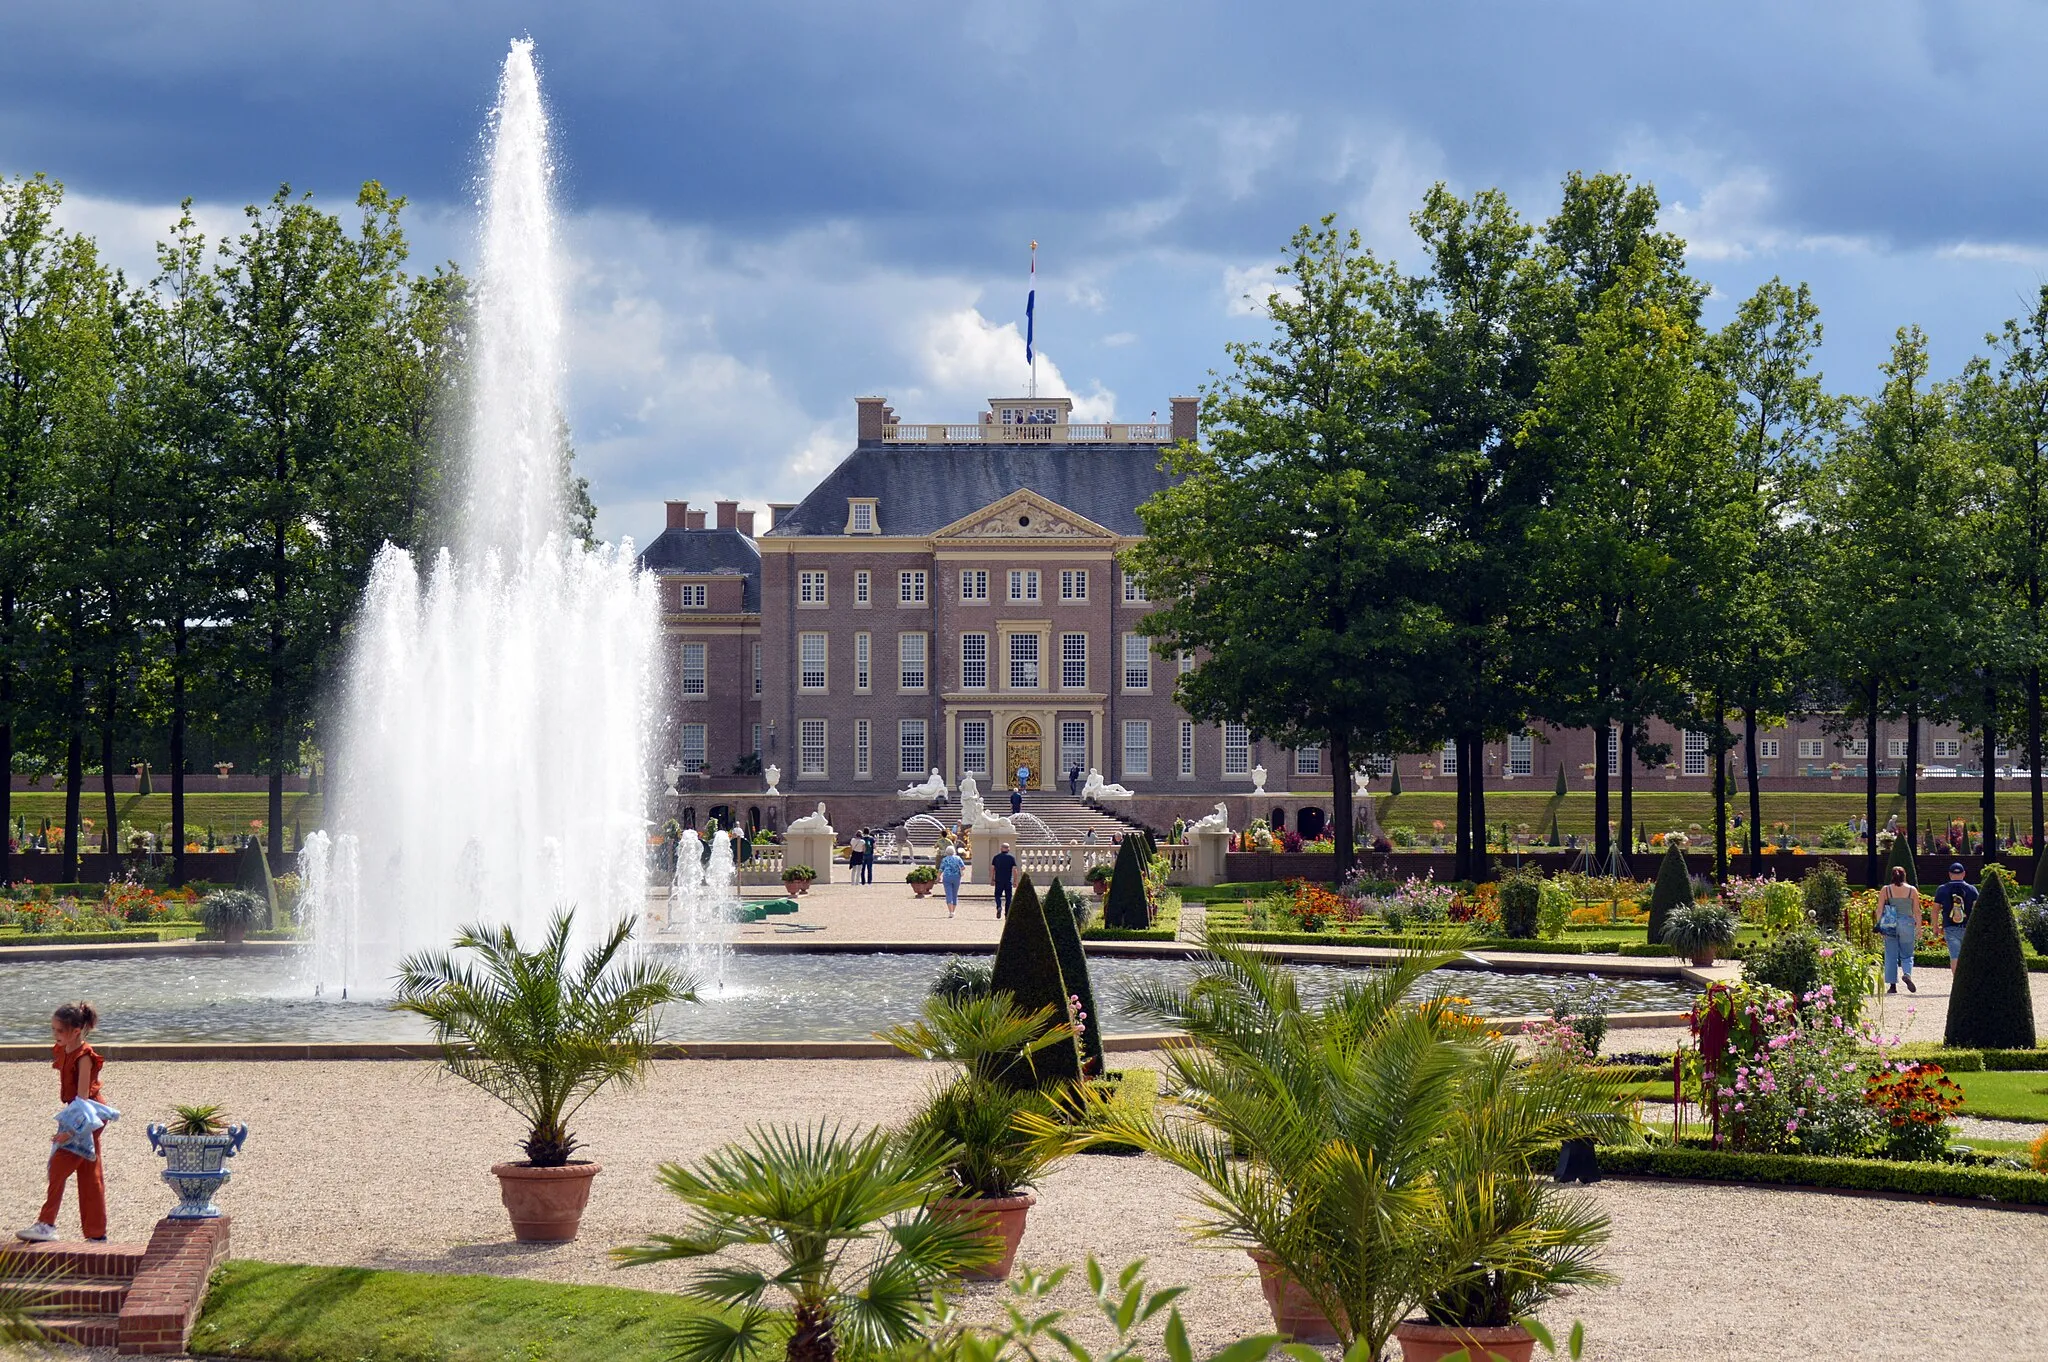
left=1004, top=717, right=1043, bottom=789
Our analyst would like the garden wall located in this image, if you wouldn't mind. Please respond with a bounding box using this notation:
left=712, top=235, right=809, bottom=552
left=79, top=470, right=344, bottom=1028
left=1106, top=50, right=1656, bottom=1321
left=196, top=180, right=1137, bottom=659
left=4, top=852, right=296, bottom=885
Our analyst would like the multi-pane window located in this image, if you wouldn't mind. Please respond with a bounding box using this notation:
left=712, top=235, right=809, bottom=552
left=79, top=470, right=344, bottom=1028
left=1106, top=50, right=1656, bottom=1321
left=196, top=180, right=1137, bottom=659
left=1680, top=731, right=1707, bottom=776
left=751, top=723, right=762, bottom=757
left=1008, top=569, right=1040, bottom=602
left=1996, top=743, right=2011, bottom=760
left=1439, top=741, right=1458, bottom=776
left=1606, top=728, right=1619, bottom=775
left=1123, top=720, right=1151, bottom=777
left=1510, top=732, right=1535, bottom=777
left=1934, top=738, right=1961, bottom=759
left=960, top=569, right=988, bottom=602
left=1842, top=738, right=1868, bottom=758
left=1009, top=633, right=1040, bottom=689
left=961, top=720, right=990, bottom=776
left=1180, top=721, right=1196, bottom=777
left=854, top=570, right=871, bottom=606
left=1123, top=573, right=1147, bottom=603
left=1061, top=633, right=1087, bottom=690
left=850, top=501, right=875, bottom=533
left=799, top=719, right=827, bottom=776
left=855, top=719, right=871, bottom=778
left=680, top=724, right=707, bottom=774
left=679, top=583, right=707, bottom=609
left=899, top=570, right=926, bottom=604
left=1296, top=747, right=1322, bottom=776
left=1178, top=651, right=1194, bottom=675
left=1061, top=720, right=1088, bottom=777
left=1758, top=738, right=1781, bottom=759
left=680, top=642, right=707, bottom=697
left=798, top=633, right=827, bottom=690
left=752, top=643, right=762, bottom=696
left=799, top=570, right=828, bottom=605
left=898, top=632, right=927, bottom=691
left=1060, top=569, right=1087, bottom=601
left=1222, top=722, right=1251, bottom=776
left=961, top=633, right=989, bottom=690
left=854, top=632, right=871, bottom=692
left=1888, top=738, right=1908, bottom=759
left=1365, top=753, right=1395, bottom=777
left=1122, top=633, right=1150, bottom=692
left=1799, top=739, right=1824, bottom=760
left=900, top=719, right=928, bottom=776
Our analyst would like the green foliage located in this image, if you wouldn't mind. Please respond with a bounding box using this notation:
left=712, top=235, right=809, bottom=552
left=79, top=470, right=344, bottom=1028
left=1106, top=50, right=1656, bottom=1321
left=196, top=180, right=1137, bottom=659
left=389, top=908, right=696, bottom=1165
left=613, top=1123, right=993, bottom=1362
left=200, top=888, right=263, bottom=933
left=927, top=958, right=993, bottom=1004
left=1590, top=1143, right=2048, bottom=1206
left=1103, top=834, right=1151, bottom=930
left=1389, top=766, right=1403, bottom=797
left=1946, top=871, right=2039, bottom=1050
left=1498, top=874, right=1541, bottom=939
left=1645, top=844, right=1694, bottom=944
left=2035, top=852, right=2048, bottom=902
left=1802, top=862, right=1848, bottom=932
left=1536, top=879, right=1574, bottom=940
left=190, top=1260, right=727, bottom=1362
left=170, top=1103, right=228, bottom=1136
left=1885, top=832, right=1919, bottom=887
left=2019, top=899, right=2048, bottom=957
left=1555, top=764, right=1569, bottom=797
left=1661, top=902, right=1738, bottom=959
left=1040, top=879, right=1104, bottom=1074
left=1743, top=926, right=1825, bottom=1001
left=987, top=876, right=1081, bottom=1088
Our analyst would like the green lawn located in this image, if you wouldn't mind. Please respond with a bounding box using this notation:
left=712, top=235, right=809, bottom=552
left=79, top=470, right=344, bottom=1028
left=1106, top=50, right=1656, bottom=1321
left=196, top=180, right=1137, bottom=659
left=1372, top=789, right=2015, bottom=840
left=1951, top=1070, right=2048, bottom=1123
left=189, top=1260, right=738, bottom=1362
left=8, top=791, right=325, bottom=842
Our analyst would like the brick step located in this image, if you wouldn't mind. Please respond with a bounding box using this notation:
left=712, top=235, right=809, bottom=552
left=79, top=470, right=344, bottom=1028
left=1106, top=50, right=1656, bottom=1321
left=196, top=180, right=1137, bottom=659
left=33, top=1312, right=121, bottom=1347
left=5, top=1240, right=146, bottom=1278
left=23, top=1276, right=133, bottom=1312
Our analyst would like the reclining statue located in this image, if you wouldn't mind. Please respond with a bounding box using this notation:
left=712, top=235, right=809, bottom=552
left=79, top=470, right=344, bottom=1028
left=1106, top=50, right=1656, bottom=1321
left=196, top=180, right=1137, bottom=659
left=1081, top=767, right=1134, bottom=801
left=898, top=768, right=948, bottom=800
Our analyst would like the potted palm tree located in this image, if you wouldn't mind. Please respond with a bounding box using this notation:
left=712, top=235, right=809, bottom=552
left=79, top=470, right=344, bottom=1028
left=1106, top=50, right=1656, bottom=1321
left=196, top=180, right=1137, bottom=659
left=879, top=994, right=1075, bottom=1277
left=613, top=1123, right=993, bottom=1362
left=1661, top=901, right=1739, bottom=967
left=391, top=909, right=694, bottom=1242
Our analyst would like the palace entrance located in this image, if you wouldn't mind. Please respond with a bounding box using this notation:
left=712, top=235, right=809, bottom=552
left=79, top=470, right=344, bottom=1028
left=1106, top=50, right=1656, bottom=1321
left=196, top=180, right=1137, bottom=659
left=1004, top=717, right=1043, bottom=789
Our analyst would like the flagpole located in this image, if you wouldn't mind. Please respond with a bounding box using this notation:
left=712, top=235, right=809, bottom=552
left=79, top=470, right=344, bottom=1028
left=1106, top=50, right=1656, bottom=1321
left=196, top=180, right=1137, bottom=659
left=1027, top=240, right=1038, bottom=399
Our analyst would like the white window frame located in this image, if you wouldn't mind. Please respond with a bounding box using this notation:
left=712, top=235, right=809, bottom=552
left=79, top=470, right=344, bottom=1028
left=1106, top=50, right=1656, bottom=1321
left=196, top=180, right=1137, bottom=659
left=1799, top=738, right=1824, bottom=760
left=854, top=569, right=871, bottom=607
left=855, top=718, right=871, bottom=779
left=900, top=719, right=928, bottom=777
left=1365, top=753, right=1395, bottom=778
left=1934, top=738, right=1961, bottom=759
left=751, top=722, right=762, bottom=757
left=1122, top=572, right=1147, bottom=603
left=798, top=633, right=828, bottom=691
left=1440, top=741, right=1459, bottom=777
left=752, top=642, right=762, bottom=697
left=1178, top=650, right=1194, bottom=675
left=1223, top=722, right=1251, bottom=776
left=1008, top=633, right=1040, bottom=690
left=799, top=570, right=828, bottom=606
left=1123, top=719, right=1151, bottom=778
left=1122, top=633, right=1151, bottom=692
left=1681, top=731, right=1707, bottom=777
left=847, top=499, right=877, bottom=534
left=680, top=723, right=707, bottom=774
left=1008, top=568, right=1040, bottom=603
left=680, top=642, right=707, bottom=698
left=1888, top=738, right=1908, bottom=760
left=1296, top=746, right=1322, bottom=776
left=1758, top=738, right=1780, bottom=760
left=1606, top=728, right=1619, bottom=776
left=1508, top=732, right=1535, bottom=777
left=799, top=718, right=828, bottom=777
left=1060, top=568, right=1088, bottom=602
left=898, top=631, right=927, bottom=691
left=1061, top=720, right=1089, bottom=777
left=898, top=569, right=926, bottom=605
left=960, top=569, right=988, bottom=602
left=961, top=719, right=990, bottom=777
left=1842, top=738, right=1868, bottom=759
left=1180, top=721, right=1196, bottom=777
left=961, top=633, right=989, bottom=690
left=1060, top=633, right=1087, bottom=690
left=679, top=583, right=707, bottom=609
left=854, top=631, right=871, bottom=693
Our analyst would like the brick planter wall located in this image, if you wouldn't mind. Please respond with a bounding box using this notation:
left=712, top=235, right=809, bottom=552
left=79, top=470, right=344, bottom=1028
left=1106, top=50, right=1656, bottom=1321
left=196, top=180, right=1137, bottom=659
left=119, top=1215, right=232, bottom=1356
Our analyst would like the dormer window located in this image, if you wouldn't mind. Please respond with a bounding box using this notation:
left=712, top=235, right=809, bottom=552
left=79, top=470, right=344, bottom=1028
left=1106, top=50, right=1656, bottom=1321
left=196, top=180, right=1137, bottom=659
left=846, top=498, right=879, bottom=534
left=679, top=583, right=708, bottom=609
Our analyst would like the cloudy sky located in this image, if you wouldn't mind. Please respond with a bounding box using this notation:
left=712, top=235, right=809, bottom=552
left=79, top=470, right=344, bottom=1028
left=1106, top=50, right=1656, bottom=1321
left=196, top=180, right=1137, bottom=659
left=7, top=2, right=2048, bottom=544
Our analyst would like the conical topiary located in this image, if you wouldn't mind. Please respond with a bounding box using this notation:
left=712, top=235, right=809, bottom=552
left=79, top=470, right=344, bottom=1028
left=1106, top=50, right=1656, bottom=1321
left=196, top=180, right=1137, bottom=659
left=1103, top=833, right=1151, bottom=929
left=1040, top=879, right=1103, bottom=1074
left=1548, top=812, right=1560, bottom=846
left=2033, top=846, right=2048, bottom=902
left=1885, top=829, right=1919, bottom=887
left=1646, top=842, right=1694, bottom=946
left=1945, top=869, right=2038, bottom=1050
left=988, top=874, right=1081, bottom=1088
left=1390, top=766, right=1403, bottom=797
left=1555, top=763, right=1569, bottom=798
left=236, top=839, right=278, bottom=930
left=137, top=763, right=152, bottom=798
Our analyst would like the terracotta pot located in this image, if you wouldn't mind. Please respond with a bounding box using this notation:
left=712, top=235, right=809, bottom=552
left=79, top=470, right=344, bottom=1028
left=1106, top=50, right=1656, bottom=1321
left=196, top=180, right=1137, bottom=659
left=1690, top=948, right=1719, bottom=967
left=1092, top=881, right=1109, bottom=898
left=224, top=922, right=247, bottom=945
left=1246, top=1249, right=1342, bottom=1344
left=911, top=880, right=933, bottom=897
left=1394, top=1320, right=1536, bottom=1362
left=930, top=1193, right=1034, bottom=1279
left=491, top=1161, right=601, bottom=1242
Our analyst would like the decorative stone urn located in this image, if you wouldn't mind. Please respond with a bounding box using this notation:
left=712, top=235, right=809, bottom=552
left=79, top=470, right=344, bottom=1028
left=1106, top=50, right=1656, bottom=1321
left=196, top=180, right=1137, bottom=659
left=763, top=763, right=781, bottom=795
left=147, top=1123, right=248, bottom=1219
left=1250, top=764, right=1268, bottom=795
left=930, top=1193, right=1035, bottom=1279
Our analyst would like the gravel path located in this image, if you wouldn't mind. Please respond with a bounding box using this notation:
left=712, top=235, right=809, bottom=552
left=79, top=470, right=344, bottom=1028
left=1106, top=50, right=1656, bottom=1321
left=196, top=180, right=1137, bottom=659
left=1601, top=966, right=2048, bottom=1052
left=4, top=1056, right=2044, bottom=1361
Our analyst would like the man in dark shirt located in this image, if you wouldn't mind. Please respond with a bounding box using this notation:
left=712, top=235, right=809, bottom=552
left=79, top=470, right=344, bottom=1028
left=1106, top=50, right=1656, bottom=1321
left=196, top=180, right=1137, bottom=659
left=1933, top=862, right=1978, bottom=965
left=991, top=842, right=1017, bottom=919
left=1009, top=786, right=1023, bottom=816
left=1069, top=764, right=1082, bottom=797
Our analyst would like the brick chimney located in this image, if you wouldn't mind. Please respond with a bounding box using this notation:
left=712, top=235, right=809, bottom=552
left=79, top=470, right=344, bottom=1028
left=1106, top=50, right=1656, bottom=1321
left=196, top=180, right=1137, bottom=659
left=855, top=396, right=890, bottom=443
left=685, top=510, right=706, bottom=530
left=767, top=502, right=797, bottom=532
left=736, top=508, right=756, bottom=537
left=665, top=500, right=690, bottom=530
left=714, top=499, right=739, bottom=530
left=1169, top=396, right=1198, bottom=444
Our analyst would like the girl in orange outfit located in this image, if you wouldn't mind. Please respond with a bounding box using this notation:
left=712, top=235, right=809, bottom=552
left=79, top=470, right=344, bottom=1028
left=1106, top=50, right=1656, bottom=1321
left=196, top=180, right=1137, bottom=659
left=17, top=1001, right=107, bottom=1242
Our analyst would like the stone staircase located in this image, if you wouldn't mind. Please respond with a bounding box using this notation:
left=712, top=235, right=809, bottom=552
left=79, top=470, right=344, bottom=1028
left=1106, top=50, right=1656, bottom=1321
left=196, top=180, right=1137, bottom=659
left=888, top=790, right=1151, bottom=844
left=5, top=1217, right=232, bottom=1354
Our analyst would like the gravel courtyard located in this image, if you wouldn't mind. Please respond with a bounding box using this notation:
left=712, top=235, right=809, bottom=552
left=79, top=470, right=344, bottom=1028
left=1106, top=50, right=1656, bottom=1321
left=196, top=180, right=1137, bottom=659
left=3, top=1050, right=2044, bottom=1361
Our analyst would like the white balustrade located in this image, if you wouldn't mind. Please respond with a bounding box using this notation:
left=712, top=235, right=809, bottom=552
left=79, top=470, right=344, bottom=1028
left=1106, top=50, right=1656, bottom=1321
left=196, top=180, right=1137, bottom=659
left=881, top=423, right=1172, bottom=445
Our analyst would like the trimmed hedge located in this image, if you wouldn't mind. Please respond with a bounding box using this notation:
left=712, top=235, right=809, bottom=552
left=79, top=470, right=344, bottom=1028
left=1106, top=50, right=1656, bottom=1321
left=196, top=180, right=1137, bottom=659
left=1947, top=870, right=2038, bottom=1049
left=1893, top=1044, right=2048, bottom=1072
left=1646, top=843, right=1694, bottom=946
left=988, top=874, right=1080, bottom=1088
left=1081, top=927, right=1178, bottom=942
left=0, top=930, right=167, bottom=946
left=1591, top=1143, right=2048, bottom=1206
left=1040, top=879, right=1104, bottom=1074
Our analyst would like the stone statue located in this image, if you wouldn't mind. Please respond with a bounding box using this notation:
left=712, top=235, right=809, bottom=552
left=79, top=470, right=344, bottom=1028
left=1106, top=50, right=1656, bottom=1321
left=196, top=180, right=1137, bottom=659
left=1189, top=802, right=1231, bottom=835
left=662, top=762, right=682, bottom=797
left=899, top=768, right=948, bottom=800
left=1081, top=767, right=1135, bottom=801
left=1250, top=763, right=1268, bottom=795
left=787, top=802, right=832, bottom=835
left=763, top=763, right=781, bottom=795
left=1352, top=768, right=1371, bottom=798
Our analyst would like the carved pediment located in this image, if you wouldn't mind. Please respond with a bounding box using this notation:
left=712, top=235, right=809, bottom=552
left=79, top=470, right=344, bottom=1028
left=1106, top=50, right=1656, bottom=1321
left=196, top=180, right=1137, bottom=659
left=934, top=488, right=1117, bottom=542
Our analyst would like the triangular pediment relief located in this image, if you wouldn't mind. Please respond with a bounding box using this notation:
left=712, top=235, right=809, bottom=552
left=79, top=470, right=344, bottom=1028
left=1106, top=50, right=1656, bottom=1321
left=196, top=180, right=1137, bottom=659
left=933, top=489, right=1117, bottom=542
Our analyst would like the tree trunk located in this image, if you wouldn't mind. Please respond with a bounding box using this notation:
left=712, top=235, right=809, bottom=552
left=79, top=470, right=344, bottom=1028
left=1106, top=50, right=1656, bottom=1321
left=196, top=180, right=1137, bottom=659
left=1453, top=734, right=1472, bottom=881
left=171, top=621, right=187, bottom=886
left=2030, top=664, right=2044, bottom=856
left=62, top=700, right=83, bottom=884
left=1713, top=695, right=1728, bottom=886
left=1743, top=705, right=1763, bottom=867
left=1330, top=729, right=1355, bottom=880
left=1619, top=716, right=1636, bottom=871
left=1906, top=704, right=1920, bottom=854
left=1866, top=692, right=1881, bottom=887
left=99, top=697, right=117, bottom=859
left=1982, top=684, right=1998, bottom=860
left=1471, top=732, right=1489, bottom=881
left=784, top=1305, right=837, bottom=1362
left=1594, top=723, right=1611, bottom=866
left=0, top=588, right=10, bottom=883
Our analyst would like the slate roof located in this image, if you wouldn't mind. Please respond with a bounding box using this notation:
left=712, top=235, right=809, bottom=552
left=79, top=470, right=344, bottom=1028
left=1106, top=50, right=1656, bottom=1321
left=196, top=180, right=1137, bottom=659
left=636, top=527, right=761, bottom=611
left=762, top=443, right=1178, bottom=538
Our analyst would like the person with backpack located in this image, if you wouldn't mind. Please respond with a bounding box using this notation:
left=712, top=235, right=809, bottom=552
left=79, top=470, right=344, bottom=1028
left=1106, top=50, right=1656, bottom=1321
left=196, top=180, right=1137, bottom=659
left=1933, top=862, right=1978, bottom=965
left=1877, top=866, right=1921, bottom=995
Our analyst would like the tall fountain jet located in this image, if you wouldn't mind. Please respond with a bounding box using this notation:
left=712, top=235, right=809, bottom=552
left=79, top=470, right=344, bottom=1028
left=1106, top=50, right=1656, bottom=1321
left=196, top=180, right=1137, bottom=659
left=301, top=39, right=661, bottom=994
